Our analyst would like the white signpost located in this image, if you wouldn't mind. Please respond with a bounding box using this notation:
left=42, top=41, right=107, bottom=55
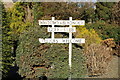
left=38, top=17, right=85, bottom=75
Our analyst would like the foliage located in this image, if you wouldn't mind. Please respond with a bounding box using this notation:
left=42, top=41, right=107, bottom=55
left=80, top=2, right=96, bottom=23
left=1, top=2, right=14, bottom=78
left=39, top=2, right=81, bottom=20
left=2, top=2, right=119, bottom=79
left=32, top=2, right=43, bottom=25
left=73, top=25, right=102, bottom=47
left=95, top=2, right=115, bottom=22
left=102, top=38, right=120, bottom=57
left=35, top=2, right=96, bottom=21
left=102, top=38, right=116, bottom=48
left=1, top=2, right=34, bottom=79
left=16, top=26, right=86, bottom=78
left=111, top=2, right=120, bottom=25
left=82, top=8, right=95, bottom=23
left=85, top=44, right=112, bottom=76
left=7, top=2, right=31, bottom=40
left=85, top=21, right=120, bottom=42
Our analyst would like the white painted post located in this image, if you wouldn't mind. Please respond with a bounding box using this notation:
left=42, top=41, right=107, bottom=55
left=38, top=17, right=85, bottom=79
left=68, top=17, right=72, bottom=80
left=69, top=17, right=72, bottom=69
left=52, top=17, right=55, bottom=39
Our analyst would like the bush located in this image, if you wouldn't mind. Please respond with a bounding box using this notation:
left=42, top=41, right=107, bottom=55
left=84, top=44, right=112, bottom=76
left=73, top=25, right=102, bottom=47
left=16, top=26, right=86, bottom=78
left=85, top=21, right=120, bottom=42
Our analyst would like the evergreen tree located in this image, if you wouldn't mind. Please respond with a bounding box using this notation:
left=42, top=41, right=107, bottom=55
left=80, top=2, right=96, bottom=23
left=1, top=2, right=34, bottom=79
left=95, top=2, right=115, bottom=22
left=1, top=2, right=13, bottom=78
left=85, top=21, right=120, bottom=42
left=7, top=2, right=32, bottom=57
left=39, top=2, right=87, bottom=20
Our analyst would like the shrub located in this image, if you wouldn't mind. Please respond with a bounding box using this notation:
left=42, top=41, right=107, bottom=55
left=85, top=21, right=120, bottom=42
left=84, top=44, right=112, bottom=76
left=73, top=26, right=102, bottom=47
left=16, top=26, right=86, bottom=78
left=102, top=38, right=120, bottom=57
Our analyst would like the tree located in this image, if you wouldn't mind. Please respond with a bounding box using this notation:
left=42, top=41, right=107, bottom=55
left=32, top=2, right=43, bottom=25
left=7, top=2, right=31, bottom=38
left=7, top=2, right=32, bottom=58
left=1, top=2, right=37, bottom=79
left=96, top=2, right=115, bottom=22
left=111, top=2, right=120, bottom=25
left=40, top=2, right=82, bottom=20
left=85, top=21, right=120, bottom=42
left=35, top=2, right=95, bottom=21
left=79, top=2, right=96, bottom=23
left=1, top=2, right=14, bottom=78
left=95, top=2, right=115, bottom=22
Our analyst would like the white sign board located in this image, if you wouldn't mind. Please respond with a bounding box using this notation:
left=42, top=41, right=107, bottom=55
left=39, top=38, right=85, bottom=43
left=39, top=20, right=85, bottom=25
left=48, top=27, right=76, bottom=32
